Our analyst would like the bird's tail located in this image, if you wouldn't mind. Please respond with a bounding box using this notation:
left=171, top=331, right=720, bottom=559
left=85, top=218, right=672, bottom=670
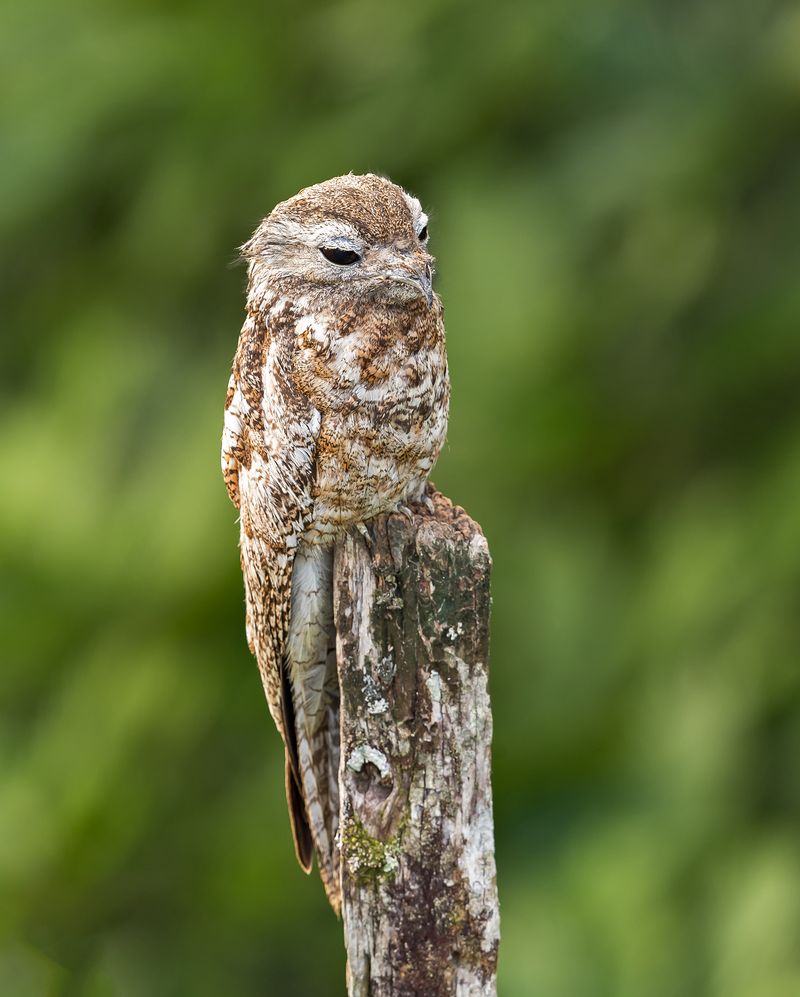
left=286, top=543, right=341, bottom=913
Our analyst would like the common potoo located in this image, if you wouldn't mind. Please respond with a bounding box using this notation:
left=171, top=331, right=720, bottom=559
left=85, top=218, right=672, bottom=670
left=221, top=174, right=449, bottom=913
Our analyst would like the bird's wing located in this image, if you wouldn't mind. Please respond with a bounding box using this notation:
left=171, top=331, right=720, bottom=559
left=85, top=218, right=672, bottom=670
left=221, top=309, right=321, bottom=874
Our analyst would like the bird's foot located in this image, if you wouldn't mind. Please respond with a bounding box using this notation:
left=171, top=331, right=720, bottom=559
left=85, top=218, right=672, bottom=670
left=395, top=503, right=414, bottom=522
left=355, top=521, right=375, bottom=551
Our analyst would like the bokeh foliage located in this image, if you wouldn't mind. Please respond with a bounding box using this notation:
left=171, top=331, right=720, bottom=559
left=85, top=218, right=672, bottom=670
left=3, top=0, right=800, bottom=994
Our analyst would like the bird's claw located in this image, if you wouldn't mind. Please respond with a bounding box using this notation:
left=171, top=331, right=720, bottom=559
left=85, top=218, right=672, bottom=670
left=356, top=521, right=374, bottom=550
left=396, top=503, right=414, bottom=522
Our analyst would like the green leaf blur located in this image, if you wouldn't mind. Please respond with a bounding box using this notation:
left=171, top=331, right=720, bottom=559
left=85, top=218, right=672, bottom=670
left=2, top=1, right=800, bottom=994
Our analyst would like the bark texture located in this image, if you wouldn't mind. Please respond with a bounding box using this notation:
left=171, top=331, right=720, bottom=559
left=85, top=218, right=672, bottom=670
left=333, top=488, right=499, bottom=997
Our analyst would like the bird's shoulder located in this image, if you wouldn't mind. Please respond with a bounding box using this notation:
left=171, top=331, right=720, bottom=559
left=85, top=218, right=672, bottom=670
left=222, top=294, right=321, bottom=540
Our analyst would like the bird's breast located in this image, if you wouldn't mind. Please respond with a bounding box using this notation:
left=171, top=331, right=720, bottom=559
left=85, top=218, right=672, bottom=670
left=292, top=304, right=449, bottom=540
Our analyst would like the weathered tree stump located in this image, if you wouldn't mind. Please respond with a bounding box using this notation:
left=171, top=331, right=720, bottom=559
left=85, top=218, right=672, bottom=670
left=333, top=488, right=499, bottom=997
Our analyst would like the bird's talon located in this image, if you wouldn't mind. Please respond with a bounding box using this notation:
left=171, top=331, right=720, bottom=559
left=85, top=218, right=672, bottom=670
left=396, top=503, right=414, bottom=522
left=356, top=522, right=374, bottom=549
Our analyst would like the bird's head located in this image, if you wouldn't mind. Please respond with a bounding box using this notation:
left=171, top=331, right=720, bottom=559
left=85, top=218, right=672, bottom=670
left=242, top=174, right=435, bottom=310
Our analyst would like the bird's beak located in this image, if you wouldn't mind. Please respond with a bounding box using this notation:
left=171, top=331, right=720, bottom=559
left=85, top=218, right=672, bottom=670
left=385, top=260, right=434, bottom=309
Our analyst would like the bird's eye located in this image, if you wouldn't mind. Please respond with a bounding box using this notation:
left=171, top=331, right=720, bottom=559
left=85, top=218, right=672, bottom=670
left=418, top=224, right=428, bottom=241
left=320, top=246, right=360, bottom=265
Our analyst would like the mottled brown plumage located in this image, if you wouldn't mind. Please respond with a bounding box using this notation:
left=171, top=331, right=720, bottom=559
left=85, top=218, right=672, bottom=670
left=221, top=174, right=449, bottom=912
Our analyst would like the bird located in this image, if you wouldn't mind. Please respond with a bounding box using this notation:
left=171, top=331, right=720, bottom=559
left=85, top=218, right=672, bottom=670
left=221, top=173, right=449, bottom=913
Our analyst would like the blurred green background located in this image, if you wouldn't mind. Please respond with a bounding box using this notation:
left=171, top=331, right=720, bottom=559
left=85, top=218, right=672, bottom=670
left=3, top=0, right=800, bottom=994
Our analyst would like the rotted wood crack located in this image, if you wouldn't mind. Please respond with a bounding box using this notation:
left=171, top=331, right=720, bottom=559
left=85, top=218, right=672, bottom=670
left=334, top=487, right=499, bottom=997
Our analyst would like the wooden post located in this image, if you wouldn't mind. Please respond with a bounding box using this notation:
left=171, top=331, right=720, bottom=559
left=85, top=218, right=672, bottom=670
left=333, top=489, right=499, bottom=997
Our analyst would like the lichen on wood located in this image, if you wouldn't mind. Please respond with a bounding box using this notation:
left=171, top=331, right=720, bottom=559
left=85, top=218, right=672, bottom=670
left=334, top=488, right=499, bottom=997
